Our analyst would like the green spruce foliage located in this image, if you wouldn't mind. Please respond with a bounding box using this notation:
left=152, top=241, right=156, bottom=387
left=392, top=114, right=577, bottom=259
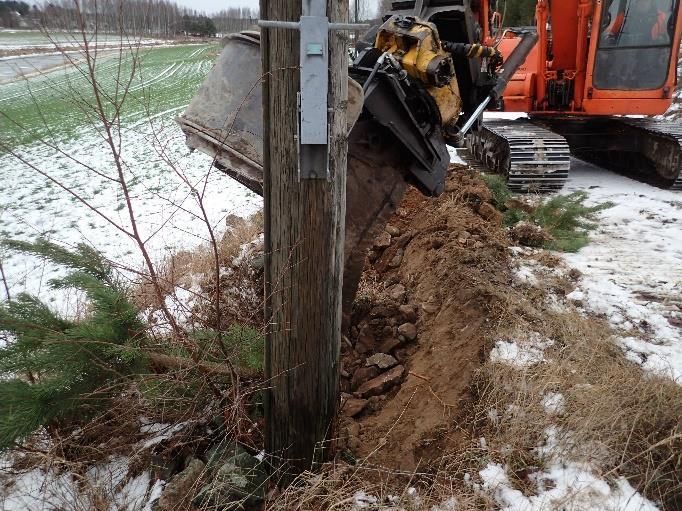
left=482, top=174, right=614, bottom=252
left=0, top=239, right=148, bottom=450
left=191, top=326, right=264, bottom=372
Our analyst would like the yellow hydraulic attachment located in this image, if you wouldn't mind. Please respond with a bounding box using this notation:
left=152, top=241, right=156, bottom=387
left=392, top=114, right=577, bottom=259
left=374, top=15, right=462, bottom=127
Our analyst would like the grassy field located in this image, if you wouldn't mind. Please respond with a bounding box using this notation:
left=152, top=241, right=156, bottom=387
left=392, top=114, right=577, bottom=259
left=1, top=44, right=215, bottom=149
left=0, top=29, right=151, bottom=49
left=0, top=42, right=261, bottom=306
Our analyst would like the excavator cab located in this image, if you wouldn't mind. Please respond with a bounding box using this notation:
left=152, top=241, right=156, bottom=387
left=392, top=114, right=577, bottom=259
left=594, top=0, right=680, bottom=91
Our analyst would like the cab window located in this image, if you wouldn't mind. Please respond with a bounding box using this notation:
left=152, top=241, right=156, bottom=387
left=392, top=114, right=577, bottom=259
left=593, top=0, right=678, bottom=90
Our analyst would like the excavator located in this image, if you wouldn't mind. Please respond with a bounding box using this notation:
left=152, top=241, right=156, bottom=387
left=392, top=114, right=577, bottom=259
left=176, top=0, right=681, bottom=318
left=468, top=0, right=682, bottom=191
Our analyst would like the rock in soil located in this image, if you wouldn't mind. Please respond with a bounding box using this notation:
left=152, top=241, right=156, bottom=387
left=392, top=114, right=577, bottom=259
left=157, top=458, right=206, bottom=511
left=397, top=322, right=417, bottom=341
left=355, top=332, right=376, bottom=354
left=341, top=393, right=369, bottom=417
left=194, top=450, right=267, bottom=510
left=399, top=304, right=418, bottom=322
left=349, top=170, right=511, bottom=473
left=366, top=353, right=398, bottom=369
left=352, top=366, right=380, bottom=390
left=378, top=337, right=402, bottom=354
left=389, top=249, right=405, bottom=268
left=386, top=224, right=401, bottom=237
left=373, top=232, right=391, bottom=249
left=356, top=365, right=405, bottom=398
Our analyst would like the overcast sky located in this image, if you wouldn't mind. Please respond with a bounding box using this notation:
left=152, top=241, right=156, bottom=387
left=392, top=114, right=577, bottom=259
left=174, top=0, right=379, bottom=16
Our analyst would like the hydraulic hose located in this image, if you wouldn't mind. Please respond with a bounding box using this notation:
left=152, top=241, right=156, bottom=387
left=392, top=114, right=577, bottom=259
left=455, top=31, right=539, bottom=140
left=491, top=31, right=539, bottom=100
left=443, top=42, right=501, bottom=60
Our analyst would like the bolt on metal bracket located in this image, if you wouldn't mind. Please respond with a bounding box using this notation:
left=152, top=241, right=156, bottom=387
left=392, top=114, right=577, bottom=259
left=259, top=10, right=368, bottom=180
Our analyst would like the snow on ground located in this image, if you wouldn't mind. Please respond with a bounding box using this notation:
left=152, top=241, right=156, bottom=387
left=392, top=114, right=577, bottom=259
left=0, top=454, right=159, bottom=511
left=0, top=417, right=189, bottom=509
left=0, top=43, right=263, bottom=317
left=0, top=45, right=176, bottom=83
left=0, top=116, right=261, bottom=315
left=0, top=30, right=163, bottom=52
left=479, top=454, right=658, bottom=511
left=563, top=159, right=682, bottom=382
left=489, top=336, right=553, bottom=369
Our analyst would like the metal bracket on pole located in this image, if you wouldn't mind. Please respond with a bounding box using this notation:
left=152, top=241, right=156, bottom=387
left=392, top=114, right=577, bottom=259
left=259, top=6, right=369, bottom=180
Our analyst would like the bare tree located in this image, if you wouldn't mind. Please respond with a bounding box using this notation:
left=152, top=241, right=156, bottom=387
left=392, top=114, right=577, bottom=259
left=1, top=0, right=264, bottom=391
left=213, top=7, right=258, bottom=34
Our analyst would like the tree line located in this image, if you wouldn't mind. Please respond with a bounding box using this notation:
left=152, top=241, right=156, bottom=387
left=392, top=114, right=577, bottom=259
left=0, top=0, right=258, bottom=37
left=2, top=0, right=539, bottom=38
left=212, top=7, right=258, bottom=34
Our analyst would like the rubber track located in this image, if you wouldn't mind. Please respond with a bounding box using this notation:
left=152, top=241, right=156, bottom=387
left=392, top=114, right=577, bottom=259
left=616, top=117, right=682, bottom=191
left=467, top=119, right=571, bottom=192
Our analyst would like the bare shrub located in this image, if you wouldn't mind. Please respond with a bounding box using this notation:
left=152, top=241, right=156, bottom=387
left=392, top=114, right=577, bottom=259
left=468, top=307, right=681, bottom=509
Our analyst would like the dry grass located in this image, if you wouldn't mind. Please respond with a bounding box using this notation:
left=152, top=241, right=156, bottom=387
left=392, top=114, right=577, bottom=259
left=265, top=462, right=484, bottom=511
left=133, top=211, right=264, bottom=313
left=272, top=252, right=681, bottom=510
left=131, top=211, right=265, bottom=335
left=165, top=211, right=264, bottom=289
left=463, top=276, right=682, bottom=510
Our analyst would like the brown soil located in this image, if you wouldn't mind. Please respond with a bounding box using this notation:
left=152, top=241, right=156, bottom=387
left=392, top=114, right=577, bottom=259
left=342, top=167, right=513, bottom=474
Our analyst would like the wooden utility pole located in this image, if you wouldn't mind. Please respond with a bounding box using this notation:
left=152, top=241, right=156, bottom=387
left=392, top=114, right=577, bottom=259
left=260, top=0, right=348, bottom=481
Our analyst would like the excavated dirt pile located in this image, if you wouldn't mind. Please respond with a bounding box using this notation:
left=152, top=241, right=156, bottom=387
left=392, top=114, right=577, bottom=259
left=339, top=165, right=513, bottom=474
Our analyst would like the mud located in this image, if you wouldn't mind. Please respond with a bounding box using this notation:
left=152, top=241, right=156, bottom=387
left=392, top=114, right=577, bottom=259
left=341, top=166, right=513, bottom=474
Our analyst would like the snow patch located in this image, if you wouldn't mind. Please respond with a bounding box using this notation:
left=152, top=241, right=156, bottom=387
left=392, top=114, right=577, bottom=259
left=479, top=461, right=658, bottom=511
left=478, top=425, right=659, bottom=511
left=489, top=335, right=554, bottom=368
left=515, top=263, right=539, bottom=285
left=447, top=145, right=466, bottom=165
left=1, top=453, right=158, bottom=511
left=139, top=418, right=188, bottom=449
left=353, top=491, right=378, bottom=509
left=540, top=392, right=565, bottom=415
left=142, top=479, right=166, bottom=511
left=563, top=162, right=682, bottom=383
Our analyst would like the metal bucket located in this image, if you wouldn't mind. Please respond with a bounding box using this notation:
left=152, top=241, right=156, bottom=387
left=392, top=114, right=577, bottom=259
left=177, top=31, right=264, bottom=194
left=177, top=31, right=364, bottom=195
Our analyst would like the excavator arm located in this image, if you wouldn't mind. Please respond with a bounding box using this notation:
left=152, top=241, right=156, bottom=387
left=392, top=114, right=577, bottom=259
left=176, top=3, right=535, bottom=323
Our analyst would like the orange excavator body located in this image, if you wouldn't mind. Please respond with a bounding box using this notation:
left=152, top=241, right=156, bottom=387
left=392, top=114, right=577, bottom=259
left=482, top=0, right=682, bottom=116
